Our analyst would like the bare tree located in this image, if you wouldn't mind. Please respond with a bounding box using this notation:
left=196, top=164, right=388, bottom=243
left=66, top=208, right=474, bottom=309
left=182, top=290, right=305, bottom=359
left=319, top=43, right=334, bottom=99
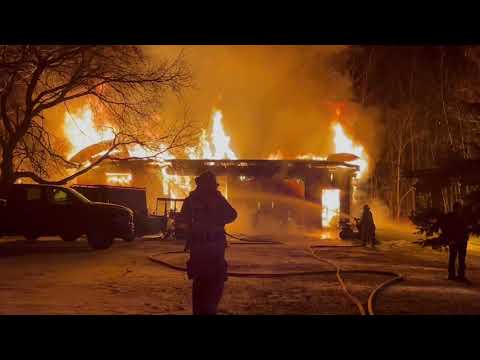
left=0, top=45, right=193, bottom=186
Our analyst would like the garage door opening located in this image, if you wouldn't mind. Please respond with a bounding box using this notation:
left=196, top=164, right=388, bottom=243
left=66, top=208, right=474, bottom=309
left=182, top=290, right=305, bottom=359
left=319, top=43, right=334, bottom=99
left=322, top=189, right=340, bottom=227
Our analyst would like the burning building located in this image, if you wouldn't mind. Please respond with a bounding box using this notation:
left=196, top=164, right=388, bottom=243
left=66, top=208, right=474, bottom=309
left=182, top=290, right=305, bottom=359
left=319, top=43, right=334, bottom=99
left=167, top=158, right=358, bottom=228
left=65, top=106, right=364, bottom=230
left=74, top=157, right=358, bottom=229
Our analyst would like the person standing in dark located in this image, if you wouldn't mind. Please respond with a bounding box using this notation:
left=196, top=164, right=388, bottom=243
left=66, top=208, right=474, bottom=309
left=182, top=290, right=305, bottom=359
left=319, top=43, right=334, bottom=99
left=359, top=204, right=376, bottom=247
left=180, top=171, right=237, bottom=315
left=442, top=201, right=471, bottom=282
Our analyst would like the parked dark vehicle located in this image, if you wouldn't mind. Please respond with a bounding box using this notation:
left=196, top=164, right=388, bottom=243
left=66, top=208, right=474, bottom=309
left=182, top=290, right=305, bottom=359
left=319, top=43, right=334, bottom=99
left=0, top=184, right=134, bottom=250
left=72, top=184, right=164, bottom=236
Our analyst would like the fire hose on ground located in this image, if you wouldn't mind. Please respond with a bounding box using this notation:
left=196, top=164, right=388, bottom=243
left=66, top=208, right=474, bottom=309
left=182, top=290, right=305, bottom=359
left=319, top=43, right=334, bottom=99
left=148, top=232, right=404, bottom=315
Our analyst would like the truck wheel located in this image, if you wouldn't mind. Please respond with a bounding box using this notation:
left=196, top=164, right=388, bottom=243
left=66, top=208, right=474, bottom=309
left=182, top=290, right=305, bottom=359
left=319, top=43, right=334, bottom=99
left=87, top=233, right=114, bottom=250
left=61, top=234, right=78, bottom=242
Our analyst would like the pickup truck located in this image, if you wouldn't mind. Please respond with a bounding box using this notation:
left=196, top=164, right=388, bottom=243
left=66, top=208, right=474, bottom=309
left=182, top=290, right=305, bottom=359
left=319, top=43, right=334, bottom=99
left=0, top=184, right=134, bottom=250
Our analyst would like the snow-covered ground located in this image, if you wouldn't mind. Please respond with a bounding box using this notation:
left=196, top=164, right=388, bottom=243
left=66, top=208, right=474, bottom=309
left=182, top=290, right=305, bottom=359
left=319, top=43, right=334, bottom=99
left=0, top=228, right=479, bottom=315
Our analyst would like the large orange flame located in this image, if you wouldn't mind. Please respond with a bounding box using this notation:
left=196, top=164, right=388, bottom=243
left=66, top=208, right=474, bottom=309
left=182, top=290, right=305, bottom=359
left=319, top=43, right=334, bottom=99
left=332, top=122, right=367, bottom=177
left=64, top=106, right=115, bottom=160
left=64, top=106, right=237, bottom=196
left=187, top=109, right=237, bottom=160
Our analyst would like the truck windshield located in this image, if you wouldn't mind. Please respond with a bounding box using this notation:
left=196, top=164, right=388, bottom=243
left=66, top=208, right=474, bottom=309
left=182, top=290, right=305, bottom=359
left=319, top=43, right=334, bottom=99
left=66, top=187, right=91, bottom=204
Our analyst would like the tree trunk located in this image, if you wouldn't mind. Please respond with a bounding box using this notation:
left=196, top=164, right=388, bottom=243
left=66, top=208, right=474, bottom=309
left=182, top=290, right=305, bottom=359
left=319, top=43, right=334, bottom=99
left=395, top=161, right=401, bottom=221
left=410, top=121, right=416, bottom=213
left=0, top=146, right=16, bottom=187
left=395, top=132, right=403, bottom=221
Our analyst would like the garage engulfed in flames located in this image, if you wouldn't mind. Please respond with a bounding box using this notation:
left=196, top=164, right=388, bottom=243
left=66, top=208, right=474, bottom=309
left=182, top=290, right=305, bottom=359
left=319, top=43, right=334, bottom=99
left=63, top=105, right=365, bottom=229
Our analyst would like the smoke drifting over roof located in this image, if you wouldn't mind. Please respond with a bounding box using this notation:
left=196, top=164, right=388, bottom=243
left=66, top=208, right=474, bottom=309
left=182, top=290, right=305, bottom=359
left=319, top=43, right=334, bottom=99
left=145, top=45, right=381, bottom=166
left=41, top=46, right=381, bottom=179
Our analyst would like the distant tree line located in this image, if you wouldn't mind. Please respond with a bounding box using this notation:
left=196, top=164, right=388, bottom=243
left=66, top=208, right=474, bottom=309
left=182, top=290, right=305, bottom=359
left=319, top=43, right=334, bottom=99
left=338, top=46, right=480, bottom=220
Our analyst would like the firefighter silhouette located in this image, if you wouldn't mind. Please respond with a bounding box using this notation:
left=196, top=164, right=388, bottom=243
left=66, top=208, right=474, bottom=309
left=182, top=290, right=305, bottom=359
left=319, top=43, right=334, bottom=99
left=180, top=171, right=237, bottom=315
left=360, top=204, right=376, bottom=246
left=441, top=201, right=471, bottom=282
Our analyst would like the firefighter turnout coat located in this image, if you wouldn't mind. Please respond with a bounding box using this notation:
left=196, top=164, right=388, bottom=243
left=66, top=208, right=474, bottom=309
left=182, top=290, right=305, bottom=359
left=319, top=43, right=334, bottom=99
left=180, top=188, right=237, bottom=280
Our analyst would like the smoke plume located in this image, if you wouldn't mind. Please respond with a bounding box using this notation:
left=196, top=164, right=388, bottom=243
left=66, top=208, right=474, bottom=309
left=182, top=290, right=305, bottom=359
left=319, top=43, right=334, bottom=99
left=144, top=45, right=381, bottom=165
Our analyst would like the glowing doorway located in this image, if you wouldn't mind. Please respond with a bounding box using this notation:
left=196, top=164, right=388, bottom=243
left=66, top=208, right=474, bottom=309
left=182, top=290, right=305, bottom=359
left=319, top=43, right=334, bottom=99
left=322, top=189, right=340, bottom=227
